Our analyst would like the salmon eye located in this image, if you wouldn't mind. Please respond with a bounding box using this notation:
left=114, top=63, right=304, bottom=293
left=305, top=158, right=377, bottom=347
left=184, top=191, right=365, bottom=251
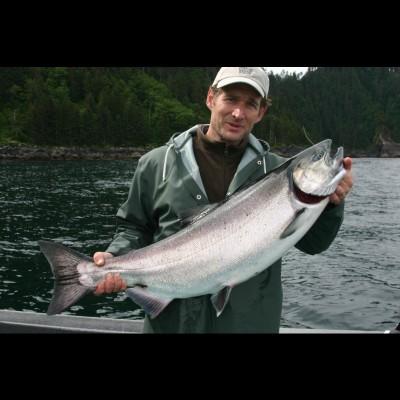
left=313, top=151, right=324, bottom=161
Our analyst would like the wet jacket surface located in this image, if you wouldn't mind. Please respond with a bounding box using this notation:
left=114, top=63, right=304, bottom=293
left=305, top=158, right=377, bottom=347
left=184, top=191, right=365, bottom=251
left=106, top=125, right=345, bottom=333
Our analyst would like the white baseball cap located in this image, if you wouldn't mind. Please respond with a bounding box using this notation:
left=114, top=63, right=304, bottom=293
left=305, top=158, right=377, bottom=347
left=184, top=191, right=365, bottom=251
left=212, top=67, right=269, bottom=99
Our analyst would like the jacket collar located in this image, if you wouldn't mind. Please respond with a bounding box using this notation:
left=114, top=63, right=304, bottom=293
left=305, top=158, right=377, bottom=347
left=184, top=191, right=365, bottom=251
left=163, top=125, right=271, bottom=198
left=167, top=124, right=270, bottom=157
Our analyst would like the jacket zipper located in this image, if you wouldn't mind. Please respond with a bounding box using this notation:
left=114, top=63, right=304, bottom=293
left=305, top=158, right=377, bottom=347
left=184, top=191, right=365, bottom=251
left=223, top=146, right=229, bottom=195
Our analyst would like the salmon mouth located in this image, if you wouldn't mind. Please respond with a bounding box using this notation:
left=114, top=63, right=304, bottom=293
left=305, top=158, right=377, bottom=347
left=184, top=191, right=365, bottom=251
left=294, top=184, right=328, bottom=204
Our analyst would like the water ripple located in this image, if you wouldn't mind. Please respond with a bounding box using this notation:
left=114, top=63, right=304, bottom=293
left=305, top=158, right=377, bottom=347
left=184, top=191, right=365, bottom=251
left=1, top=158, right=399, bottom=331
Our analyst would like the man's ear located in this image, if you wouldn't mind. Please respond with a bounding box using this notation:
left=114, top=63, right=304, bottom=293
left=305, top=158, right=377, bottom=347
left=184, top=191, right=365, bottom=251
left=206, top=88, right=214, bottom=111
left=256, top=105, right=268, bottom=123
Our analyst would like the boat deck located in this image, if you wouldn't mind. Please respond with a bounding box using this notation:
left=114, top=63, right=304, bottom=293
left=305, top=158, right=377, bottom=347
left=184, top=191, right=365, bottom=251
left=0, top=310, right=385, bottom=334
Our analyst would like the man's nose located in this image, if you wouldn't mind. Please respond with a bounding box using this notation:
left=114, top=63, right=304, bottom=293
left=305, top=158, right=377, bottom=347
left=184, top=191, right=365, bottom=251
left=232, top=105, right=245, bottom=119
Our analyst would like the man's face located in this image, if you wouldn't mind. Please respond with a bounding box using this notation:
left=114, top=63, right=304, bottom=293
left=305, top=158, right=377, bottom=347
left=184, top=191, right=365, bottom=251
left=206, top=83, right=268, bottom=145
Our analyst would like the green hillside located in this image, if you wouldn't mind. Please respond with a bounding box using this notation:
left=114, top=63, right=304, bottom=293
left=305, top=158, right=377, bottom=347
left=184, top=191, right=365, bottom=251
left=1, top=67, right=399, bottom=151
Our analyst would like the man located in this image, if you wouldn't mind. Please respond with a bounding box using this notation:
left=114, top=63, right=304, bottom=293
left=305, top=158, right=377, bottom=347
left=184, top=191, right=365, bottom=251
left=92, top=67, right=353, bottom=333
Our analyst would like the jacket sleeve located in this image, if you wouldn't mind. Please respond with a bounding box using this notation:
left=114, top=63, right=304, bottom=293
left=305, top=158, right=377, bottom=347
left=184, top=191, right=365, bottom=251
left=295, top=201, right=345, bottom=255
left=106, top=157, right=157, bottom=256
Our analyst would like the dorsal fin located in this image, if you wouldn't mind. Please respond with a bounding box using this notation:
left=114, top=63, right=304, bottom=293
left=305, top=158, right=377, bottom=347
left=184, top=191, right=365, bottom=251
left=178, top=158, right=295, bottom=229
left=178, top=204, right=220, bottom=228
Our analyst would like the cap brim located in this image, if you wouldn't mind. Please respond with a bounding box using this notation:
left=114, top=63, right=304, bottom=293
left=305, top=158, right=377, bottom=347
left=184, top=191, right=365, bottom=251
left=216, top=77, right=266, bottom=98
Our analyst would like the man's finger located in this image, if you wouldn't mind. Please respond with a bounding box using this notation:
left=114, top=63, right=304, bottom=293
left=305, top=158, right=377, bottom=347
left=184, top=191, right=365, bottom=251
left=104, top=273, right=115, bottom=294
left=93, top=280, right=106, bottom=296
left=94, top=252, right=105, bottom=267
left=343, top=157, right=352, bottom=171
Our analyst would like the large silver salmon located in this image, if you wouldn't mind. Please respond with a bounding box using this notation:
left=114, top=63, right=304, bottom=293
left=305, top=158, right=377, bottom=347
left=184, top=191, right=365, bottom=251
left=39, top=139, right=346, bottom=318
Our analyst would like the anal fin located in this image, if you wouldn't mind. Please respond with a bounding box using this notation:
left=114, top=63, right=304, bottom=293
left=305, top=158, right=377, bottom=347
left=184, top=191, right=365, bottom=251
left=125, top=287, right=173, bottom=319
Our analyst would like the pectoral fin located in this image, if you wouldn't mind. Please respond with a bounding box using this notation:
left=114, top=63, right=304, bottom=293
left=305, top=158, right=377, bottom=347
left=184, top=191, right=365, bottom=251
left=280, top=208, right=306, bottom=239
left=125, top=287, right=173, bottom=319
left=210, top=286, right=233, bottom=317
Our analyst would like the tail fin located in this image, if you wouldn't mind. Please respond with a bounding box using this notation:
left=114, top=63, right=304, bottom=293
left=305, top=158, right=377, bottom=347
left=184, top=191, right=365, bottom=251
left=38, top=240, right=95, bottom=316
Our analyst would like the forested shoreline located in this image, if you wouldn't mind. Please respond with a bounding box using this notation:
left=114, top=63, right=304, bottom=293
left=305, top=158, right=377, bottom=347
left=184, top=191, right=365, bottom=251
left=1, top=67, right=400, bottom=153
left=2, top=135, right=399, bottom=162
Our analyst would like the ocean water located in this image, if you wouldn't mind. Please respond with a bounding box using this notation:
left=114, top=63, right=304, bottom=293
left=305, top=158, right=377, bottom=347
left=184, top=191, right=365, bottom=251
left=0, top=158, right=399, bottom=331
left=281, top=158, right=400, bottom=331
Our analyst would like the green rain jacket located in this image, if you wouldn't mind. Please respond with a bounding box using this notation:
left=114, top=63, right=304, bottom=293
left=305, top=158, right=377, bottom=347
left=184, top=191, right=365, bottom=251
left=106, top=125, right=345, bottom=333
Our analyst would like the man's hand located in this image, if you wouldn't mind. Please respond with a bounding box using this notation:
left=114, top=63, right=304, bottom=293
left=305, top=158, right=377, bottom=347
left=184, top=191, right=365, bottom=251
left=93, top=252, right=127, bottom=296
left=329, top=157, right=353, bottom=205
